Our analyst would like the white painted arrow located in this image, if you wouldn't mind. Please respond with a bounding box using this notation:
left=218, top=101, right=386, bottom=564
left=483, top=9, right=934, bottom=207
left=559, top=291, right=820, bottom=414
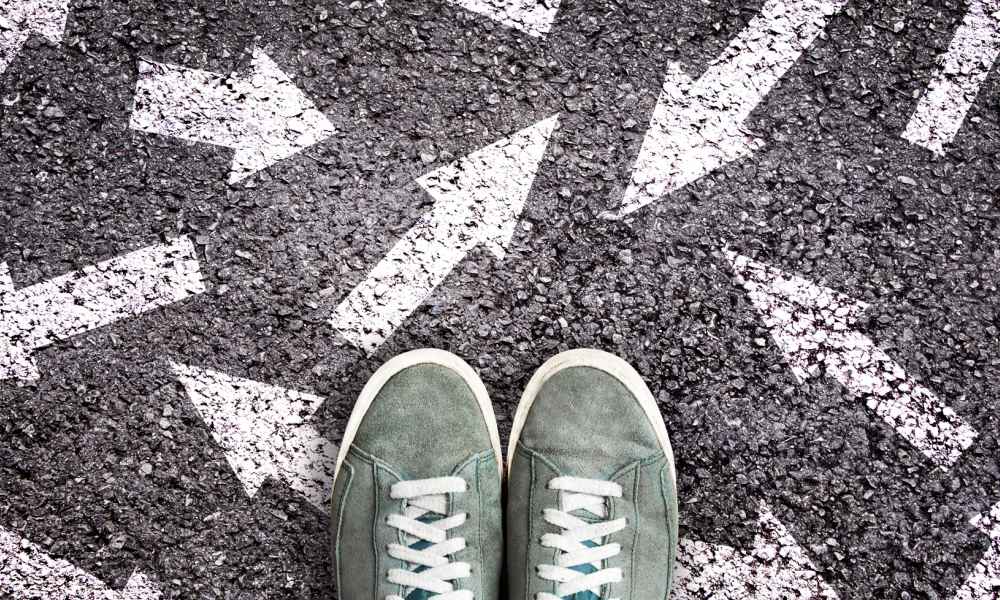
left=0, top=526, right=162, bottom=600
left=604, top=0, right=847, bottom=219
left=674, top=501, right=839, bottom=600
left=902, top=0, right=1000, bottom=154
left=727, top=251, right=977, bottom=469
left=954, top=503, right=1000, bottom=600
left=0, top=236, right=205, bottom=382
left=329, top=114, right=559, bottom=354
left=172, top=363, right=338, bottom=511
left=129, top=47, right=335, bottom=184
left=0, top=0, right=69, bottom=75
left=447, top=0, right=562, bottom=37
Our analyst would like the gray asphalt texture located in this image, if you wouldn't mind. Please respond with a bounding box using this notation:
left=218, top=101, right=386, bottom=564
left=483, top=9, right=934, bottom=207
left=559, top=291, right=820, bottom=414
left=2, top=0, right=999, bottom=598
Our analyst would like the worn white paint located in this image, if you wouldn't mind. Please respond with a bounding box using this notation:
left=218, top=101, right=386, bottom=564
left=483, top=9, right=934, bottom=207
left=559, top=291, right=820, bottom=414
left=727, top=251, right=978, bottom=469
left=0, top=236, right=205, bottom=382
left=130, top=47, right=335, bottom=184
left=674, top=501, right=839, bottom=600
left=329, top=114, right=559, bottom=354
left=0, top=526, right=162, bottom=599
left=172, top=363, right=338, bottom=511
left=954, top=503, right=1000, bottom=600
left=902, top=0, right=1000, bottom=154
left=0, top=0, right=69, bottom=75
left=447, top=0, right=562, bottom=37
left=605, top=0, right=847, bottom=219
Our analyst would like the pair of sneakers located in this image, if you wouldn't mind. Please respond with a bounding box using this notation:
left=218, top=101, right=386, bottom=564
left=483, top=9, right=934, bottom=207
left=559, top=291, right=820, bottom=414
left=330, top=349, right=679, bottom=600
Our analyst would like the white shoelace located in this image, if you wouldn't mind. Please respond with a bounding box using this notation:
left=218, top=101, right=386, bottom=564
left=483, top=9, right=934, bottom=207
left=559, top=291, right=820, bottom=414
left=536, top=477, right=627, bottom=600
left=386, top=476, right=472, bottom=600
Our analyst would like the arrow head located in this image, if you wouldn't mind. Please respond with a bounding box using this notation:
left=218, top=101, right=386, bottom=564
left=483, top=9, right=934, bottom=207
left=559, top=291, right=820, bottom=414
left=120, top=570, right=163, bottom=600
left=0, top=0, right=68, bottom=75
left=726, top=250, right=869, bottom=382
left=172, top=362, right=328, bottom=500
left=953, top=503, right=1000, bottom=600
left=229, top=48, right=336, bottom=184
left=605, top=62, right=764, bottom=219
left=416, top=114, right=559, bottom=259
left=674, top=502, right=839, bottom=599
left=749, top=502, right=840, bottom=599
left=0, top=263, right=40, bottom=382
left=2, top=0, right=69, bottom=42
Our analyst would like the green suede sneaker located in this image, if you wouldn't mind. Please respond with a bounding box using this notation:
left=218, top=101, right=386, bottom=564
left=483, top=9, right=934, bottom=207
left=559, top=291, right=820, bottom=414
left=506, top=349, right=678, bottom=600
left=331, top=349, right=504, bottom=600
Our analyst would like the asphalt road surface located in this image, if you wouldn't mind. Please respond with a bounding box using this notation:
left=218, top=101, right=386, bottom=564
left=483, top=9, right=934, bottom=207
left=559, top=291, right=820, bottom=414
left=1, top=0, right=998, bottom=598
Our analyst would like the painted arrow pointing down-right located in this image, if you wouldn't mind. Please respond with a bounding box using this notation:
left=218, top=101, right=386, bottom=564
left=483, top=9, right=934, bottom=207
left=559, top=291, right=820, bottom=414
left=727, top=251, right=978, bottom=469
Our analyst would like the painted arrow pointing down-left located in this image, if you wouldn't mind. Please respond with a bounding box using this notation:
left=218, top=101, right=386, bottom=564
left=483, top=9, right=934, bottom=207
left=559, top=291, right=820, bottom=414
left=603, top=0, right=847, bottom=219
left=329, top=114, right=560, bottom=355
left=129, top=47, right=335, bottom=184
left=0, top=0, right=69, bottom=75
left=727, top=251, right=978, bottom=469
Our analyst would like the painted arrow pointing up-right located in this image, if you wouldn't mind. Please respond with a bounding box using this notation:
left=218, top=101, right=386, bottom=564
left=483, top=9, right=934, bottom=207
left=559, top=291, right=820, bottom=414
left=329, top=114, right=559, bottom=354
left=727, top=251, right=978, bottom=469
left=603, top=0, right=847, bottom=219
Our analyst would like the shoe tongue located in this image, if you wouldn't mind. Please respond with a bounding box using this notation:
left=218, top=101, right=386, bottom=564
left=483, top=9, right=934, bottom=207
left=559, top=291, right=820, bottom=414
left=570, top=508, right=605, bottom=524
left=403, top=513, right=441, bottom=600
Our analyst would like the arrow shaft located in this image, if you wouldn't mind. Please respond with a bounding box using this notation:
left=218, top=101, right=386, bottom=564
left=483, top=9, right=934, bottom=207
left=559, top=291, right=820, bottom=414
left=697, top=0, right=846, bottom=121
left=329, top=206, right=476, bottom=354
left=730, top=252, right=977, bottom=470
left=902, top=0, right=1000, bottom=154
left=7, top=236, right=204, bottom=351
left=767, top=305, right=978, bottom=468
left=820, top=331, right=977, bottom=468
left=130, top=59, right=249, bottom=149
